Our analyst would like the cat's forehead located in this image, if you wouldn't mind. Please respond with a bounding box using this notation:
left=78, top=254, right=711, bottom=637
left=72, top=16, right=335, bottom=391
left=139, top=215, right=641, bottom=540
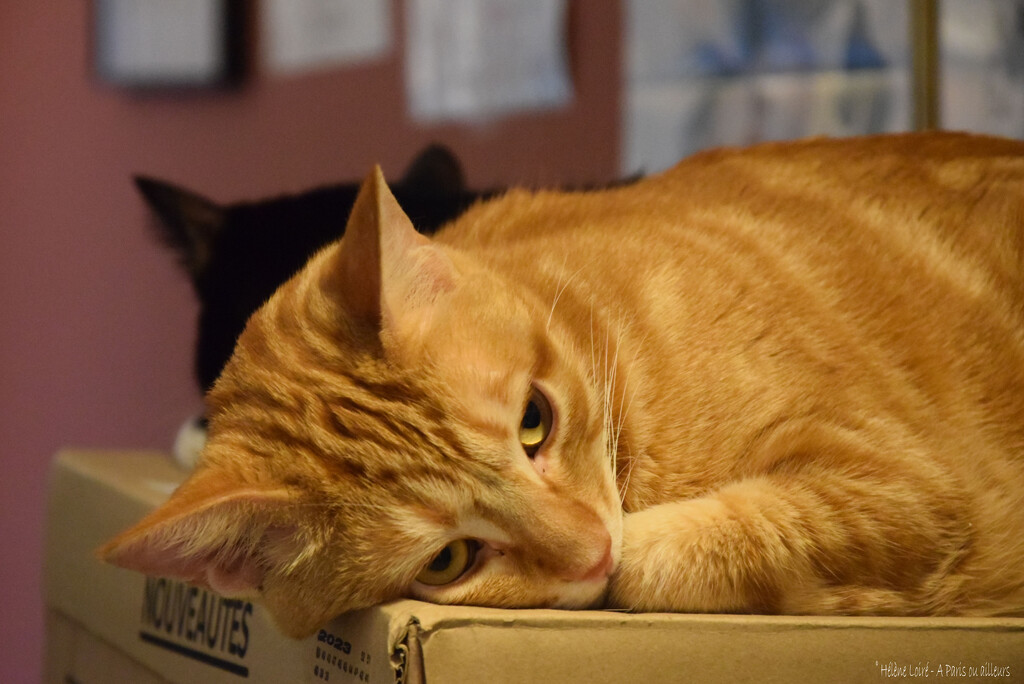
left=205, top=253, right=549, bottom=495
left=426, top=282, right=554, bottom=382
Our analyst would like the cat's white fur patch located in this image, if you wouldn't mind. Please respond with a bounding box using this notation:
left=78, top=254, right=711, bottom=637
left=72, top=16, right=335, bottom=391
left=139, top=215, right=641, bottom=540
left=173, top=414, right=207, bottom=470
left=142, top=478, right=182, bottom=496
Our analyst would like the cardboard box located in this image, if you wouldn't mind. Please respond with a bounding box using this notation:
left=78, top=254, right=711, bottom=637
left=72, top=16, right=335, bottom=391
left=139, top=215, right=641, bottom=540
left=45, top=450, right=1024, bottom=683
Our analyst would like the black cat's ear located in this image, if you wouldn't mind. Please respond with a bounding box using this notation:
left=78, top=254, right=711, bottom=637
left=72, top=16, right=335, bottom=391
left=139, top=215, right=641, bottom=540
left=400, top=144, right=466, bottom=195
left=134, top=176, right=226, bottom=283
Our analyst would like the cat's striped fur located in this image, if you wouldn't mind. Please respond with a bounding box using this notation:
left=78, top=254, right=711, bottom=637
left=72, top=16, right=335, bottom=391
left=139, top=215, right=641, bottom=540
left=102, top=133, right=1024, bottom=637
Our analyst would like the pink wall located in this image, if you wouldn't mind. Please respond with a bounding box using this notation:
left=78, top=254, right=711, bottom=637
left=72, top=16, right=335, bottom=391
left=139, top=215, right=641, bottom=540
left=0, top=3, right=620, bottom=680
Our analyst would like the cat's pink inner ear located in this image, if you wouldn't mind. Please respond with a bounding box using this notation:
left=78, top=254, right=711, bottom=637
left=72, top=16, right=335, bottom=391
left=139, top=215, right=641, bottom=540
left=202, top=543, right=274, bottom=596
left=98, top=479, right=298, bottom=597
left=104, top=538, right=265, bottom=595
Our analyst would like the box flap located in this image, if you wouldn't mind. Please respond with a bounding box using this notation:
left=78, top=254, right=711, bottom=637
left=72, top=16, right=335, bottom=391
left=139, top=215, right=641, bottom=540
left=388, top=602, right=1024, bottom=683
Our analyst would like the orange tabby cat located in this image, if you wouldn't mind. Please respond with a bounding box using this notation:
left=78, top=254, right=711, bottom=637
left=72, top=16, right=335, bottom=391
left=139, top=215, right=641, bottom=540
left=101, top=133, right=1024, bottom=637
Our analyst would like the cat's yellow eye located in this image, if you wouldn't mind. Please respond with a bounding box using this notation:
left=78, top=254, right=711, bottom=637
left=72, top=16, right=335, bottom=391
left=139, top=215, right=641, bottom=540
left=416, top=539, right=478, bottom=586
left=519, top=389, right=553, bottom=458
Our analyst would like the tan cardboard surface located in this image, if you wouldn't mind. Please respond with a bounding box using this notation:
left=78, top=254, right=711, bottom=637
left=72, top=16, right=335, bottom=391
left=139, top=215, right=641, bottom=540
left=399, top=602, right=1024, bottom=682
left=45, top=450, right=1024, bottom=683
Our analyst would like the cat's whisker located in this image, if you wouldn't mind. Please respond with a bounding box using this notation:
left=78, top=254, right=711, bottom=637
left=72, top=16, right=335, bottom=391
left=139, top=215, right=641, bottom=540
left=614, top=338, right=635, bottom=506
left=546, top=258, right=580, bottom=332
left=598, top=316, right=637, bottom=507
left=587, top=301, right=617, bottom=483
left=616, top=331, right=647, bottom=451
left=601, top=324, right=615, bottom=467
left=616, top=390, right=643, bottom=505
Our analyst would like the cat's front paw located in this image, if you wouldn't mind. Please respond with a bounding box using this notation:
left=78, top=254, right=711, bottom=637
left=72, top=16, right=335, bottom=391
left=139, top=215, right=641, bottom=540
left=606, top=499, right=764, bottom=613
left=606, top=507, right=690, bottom=612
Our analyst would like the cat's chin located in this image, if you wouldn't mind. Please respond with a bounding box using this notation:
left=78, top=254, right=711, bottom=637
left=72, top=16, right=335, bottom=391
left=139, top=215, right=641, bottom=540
left=551, top=577, right=613, bottom=611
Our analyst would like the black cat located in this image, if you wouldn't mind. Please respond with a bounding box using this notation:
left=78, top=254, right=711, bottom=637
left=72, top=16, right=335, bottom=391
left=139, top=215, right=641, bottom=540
left=138, top=145, right=491, bottom=465
left=139, top=145, right=489, bottom=394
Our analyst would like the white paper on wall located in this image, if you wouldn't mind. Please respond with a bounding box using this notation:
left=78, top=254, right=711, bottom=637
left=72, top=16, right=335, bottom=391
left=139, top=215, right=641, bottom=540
left=95, top=0, right=225, bottom=84
left=627, top=0, right=908, bottom=82
left=623, top=0, right=912, bottom=175
left=940, top=0, right=1024, bottom=138
left=263, top=0, right=391, bottom=75
left=405, top=0, right=572, bottom=123
left=624, top=69, right=909, bottom=174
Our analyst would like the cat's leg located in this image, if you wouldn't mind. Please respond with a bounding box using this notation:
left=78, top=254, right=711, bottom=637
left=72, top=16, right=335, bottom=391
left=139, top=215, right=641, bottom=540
left=606, top=465, right=973, bottom=615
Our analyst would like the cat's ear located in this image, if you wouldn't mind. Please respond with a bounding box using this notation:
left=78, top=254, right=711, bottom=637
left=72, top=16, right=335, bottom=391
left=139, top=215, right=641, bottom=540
left=401, top=144, right=466, bottom=194
left=134, top=176, right=226, bottom=284
left=326, top=166, right=457, bottom=343
left=97, top=468, right=308, bottom=597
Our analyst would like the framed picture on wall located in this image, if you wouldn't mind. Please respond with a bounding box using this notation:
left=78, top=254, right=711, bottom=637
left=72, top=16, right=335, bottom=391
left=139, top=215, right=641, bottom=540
left=92, top=0, right=245, bottom=89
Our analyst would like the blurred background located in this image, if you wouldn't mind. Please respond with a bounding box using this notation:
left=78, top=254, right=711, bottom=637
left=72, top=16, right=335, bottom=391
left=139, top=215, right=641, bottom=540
left=2, top=1, right=1022, bottom=680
